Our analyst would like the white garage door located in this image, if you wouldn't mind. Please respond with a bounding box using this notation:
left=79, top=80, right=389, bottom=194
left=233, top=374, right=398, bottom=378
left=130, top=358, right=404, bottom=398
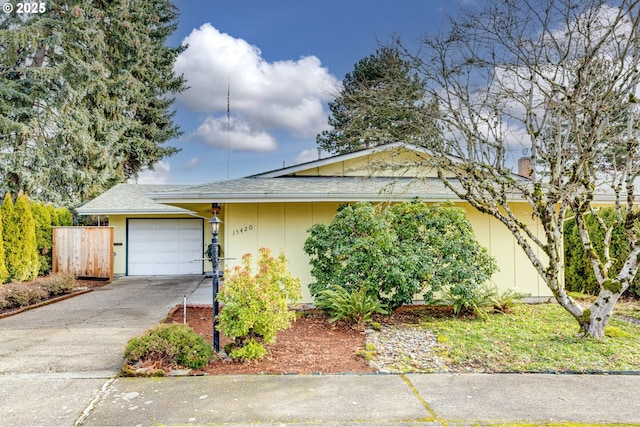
left=127, top=219, right=203, bottom=275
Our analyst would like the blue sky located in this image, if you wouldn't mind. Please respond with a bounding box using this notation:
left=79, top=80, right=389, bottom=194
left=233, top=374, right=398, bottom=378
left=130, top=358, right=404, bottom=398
left=134, top=0, right=469, bottom=185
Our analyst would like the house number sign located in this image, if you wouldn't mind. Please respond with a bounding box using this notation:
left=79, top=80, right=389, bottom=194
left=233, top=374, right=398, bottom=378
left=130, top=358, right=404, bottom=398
left=232, top=225, right=254, bottom=236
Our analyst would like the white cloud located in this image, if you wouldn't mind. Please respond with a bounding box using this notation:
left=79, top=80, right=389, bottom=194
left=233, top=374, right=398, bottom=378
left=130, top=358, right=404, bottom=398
left=183, top=157, right=201, bottom=171
left=175, top=23, right=339, bottom=151
left=295, top=149, right=320, bottom=164
left=192, top=116, right=277, bottom=152
left=130, top=161, right=171, bottom=184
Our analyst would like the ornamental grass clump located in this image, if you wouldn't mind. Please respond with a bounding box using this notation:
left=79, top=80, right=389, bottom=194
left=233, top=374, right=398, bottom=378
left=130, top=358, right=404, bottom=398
left=218, top=248, right=302, bottom=361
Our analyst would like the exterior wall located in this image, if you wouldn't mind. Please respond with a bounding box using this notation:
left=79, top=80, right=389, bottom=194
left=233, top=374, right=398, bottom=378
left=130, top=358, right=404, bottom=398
left=222, top=202, right=341, bottom=302
left=220, top=201, right=551, bottom=304
left=109, top=201, right=551, bottom=301
left=462, top=203, right=548, bottom=297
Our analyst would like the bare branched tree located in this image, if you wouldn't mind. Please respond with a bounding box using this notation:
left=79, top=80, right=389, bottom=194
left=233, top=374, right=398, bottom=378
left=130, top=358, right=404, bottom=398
left=408, top=0, right=640, bottom=337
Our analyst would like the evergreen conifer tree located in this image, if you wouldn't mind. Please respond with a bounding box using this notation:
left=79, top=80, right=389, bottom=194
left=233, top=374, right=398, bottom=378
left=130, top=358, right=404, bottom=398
left=317, top=46, right=439, bottom=154
left=0, top=1, right=185, bottom=207
left=0, top=205, right=8, bottom=284
left=1, top=193, right=18, bottom=281
left=9, top=194, right=39, bottom=281
left=30, top=200, right=53, bottom=275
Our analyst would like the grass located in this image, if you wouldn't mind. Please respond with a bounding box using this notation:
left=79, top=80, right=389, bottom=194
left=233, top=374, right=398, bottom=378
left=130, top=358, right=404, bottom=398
left=416, top=303, right=640, bottom=373
left=614, top=298, right=640, bottom=321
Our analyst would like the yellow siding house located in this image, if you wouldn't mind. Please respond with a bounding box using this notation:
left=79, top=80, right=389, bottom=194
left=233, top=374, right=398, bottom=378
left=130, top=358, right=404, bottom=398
left=77, top=143, right=552, bottom=303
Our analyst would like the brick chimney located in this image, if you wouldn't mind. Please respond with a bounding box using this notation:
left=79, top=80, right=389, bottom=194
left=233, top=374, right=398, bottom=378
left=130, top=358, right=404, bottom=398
left=518, top=157, right=532, bottom=178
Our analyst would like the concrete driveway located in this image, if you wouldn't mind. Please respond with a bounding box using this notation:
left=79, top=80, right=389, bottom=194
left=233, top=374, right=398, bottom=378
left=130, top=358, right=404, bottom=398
left=0, top=275, right=203, bottom=425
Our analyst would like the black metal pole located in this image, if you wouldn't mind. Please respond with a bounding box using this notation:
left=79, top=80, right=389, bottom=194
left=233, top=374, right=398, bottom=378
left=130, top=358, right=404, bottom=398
left=212, top=232, right=220, bottom=352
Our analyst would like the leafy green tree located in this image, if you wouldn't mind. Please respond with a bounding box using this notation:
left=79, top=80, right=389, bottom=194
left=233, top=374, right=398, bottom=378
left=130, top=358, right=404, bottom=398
left=304, top=201, right=497, bottom=310
left=0, top=0, right=185, bottom=207
left=317, top=46, right=438, bottom=154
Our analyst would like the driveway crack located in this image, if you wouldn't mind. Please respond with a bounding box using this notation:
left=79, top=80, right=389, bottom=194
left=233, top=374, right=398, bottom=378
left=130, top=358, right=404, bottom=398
left=75, top=377, right=115, bottom=426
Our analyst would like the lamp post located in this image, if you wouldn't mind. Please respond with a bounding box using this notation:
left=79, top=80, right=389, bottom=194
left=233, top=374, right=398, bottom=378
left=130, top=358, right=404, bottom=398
left=209, top=212, right=222, bottom=352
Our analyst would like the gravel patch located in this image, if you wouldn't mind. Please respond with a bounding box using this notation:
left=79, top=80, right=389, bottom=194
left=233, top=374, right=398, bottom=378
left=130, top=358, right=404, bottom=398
left=365, top=325, right=448, bottom=373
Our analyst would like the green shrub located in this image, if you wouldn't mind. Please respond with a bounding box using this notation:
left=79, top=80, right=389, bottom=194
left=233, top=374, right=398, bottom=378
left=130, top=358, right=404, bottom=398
left=564, top=208, right=639, bottom=297
left=56, top=207, right=73, bottom=226
left=30, top=200, right=53, bottom=275
left=435, top=283, right=529, bottom=317
left=218, top=248, right=302, bottom=360
left=1, top=193, right=39, bottom=282
left=304, top=201, right=498, bottom=310
left=0, top=205, right=8, bottom=283
left=488, top=286, right=530, bottom=314
left=124, top=323, right=213, bottom=370
left=437, top=283, right=488, bottom=317
left=1, top=283, right=48, bottom=308
left=314, top=284, right=387, bottom=324
left=227, top=339, right=267, bottom=361
left=38, top=273, right=77, bottom=296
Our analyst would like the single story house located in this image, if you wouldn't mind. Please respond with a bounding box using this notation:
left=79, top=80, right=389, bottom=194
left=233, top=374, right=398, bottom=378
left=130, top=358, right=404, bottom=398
left=77, top=143, right=553, bottom=303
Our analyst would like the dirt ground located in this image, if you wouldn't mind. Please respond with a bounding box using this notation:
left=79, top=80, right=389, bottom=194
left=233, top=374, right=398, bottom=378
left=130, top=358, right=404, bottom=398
left=168, top=305, right=375, bottom=374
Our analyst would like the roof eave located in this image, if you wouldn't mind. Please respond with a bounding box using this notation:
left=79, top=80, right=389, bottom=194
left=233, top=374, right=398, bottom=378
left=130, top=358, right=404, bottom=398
left=148, top=193, right=522, bottom=204
left=75, top=208, right=190, bottom=216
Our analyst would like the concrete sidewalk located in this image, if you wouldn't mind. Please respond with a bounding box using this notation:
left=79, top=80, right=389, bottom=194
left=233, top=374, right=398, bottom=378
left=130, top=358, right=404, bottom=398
left=78, top=373, right=640, bottom=426
left=2, top=276, right=640, bottom=426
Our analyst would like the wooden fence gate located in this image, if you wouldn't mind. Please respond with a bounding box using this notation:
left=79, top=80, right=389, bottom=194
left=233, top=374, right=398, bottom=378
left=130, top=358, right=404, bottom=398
left=52, top=226, right=114, bottom=280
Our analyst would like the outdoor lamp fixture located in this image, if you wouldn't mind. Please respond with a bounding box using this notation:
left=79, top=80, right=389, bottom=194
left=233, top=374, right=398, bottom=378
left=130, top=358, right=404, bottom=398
left=209, top=212, right=222, bottom=351
left=209, top=212, right=222, bottom=236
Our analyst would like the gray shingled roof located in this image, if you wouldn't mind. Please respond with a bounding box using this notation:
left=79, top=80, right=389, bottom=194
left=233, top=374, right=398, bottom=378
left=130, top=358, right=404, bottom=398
left=146, top=176, right=463, bottom=204
left=75, top=184, right=193, bottom=215
left=76, top=141, right=621, bottom=216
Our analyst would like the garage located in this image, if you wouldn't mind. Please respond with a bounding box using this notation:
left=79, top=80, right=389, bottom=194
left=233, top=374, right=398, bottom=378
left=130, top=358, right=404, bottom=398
left=127, top=218, right=204, bottom=275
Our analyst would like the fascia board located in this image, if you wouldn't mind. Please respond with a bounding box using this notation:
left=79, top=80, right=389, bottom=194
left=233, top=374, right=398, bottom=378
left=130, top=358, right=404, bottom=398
left=75, top=208, right=190, bottom=215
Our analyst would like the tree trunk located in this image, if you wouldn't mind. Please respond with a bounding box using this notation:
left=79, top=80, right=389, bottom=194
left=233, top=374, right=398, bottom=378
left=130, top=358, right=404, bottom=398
left=579, top=291, right=621, bottom=338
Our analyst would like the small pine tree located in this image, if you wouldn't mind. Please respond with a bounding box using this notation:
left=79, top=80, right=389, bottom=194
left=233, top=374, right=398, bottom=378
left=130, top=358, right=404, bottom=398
left=49, top=205, right=60, bottom=226
left=30, top=200, right=53, bottom=275
left=56, top=207, right=73, bottom=226
left=2, top=194, right=40, bottom=282
left=1, top=193, right=17, bottom=281
left=0, top=206, right=8, bottom=283
left=14, top=194, right=40, bottom=281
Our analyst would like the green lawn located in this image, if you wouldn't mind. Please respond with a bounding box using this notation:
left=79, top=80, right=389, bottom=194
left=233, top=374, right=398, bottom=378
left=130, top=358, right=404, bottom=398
left=421, top=303, right=640, bottom=373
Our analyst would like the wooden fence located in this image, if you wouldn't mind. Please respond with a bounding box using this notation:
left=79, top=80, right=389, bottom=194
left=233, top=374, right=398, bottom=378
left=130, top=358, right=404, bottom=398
left=52, top=226, right=114, bottom=280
